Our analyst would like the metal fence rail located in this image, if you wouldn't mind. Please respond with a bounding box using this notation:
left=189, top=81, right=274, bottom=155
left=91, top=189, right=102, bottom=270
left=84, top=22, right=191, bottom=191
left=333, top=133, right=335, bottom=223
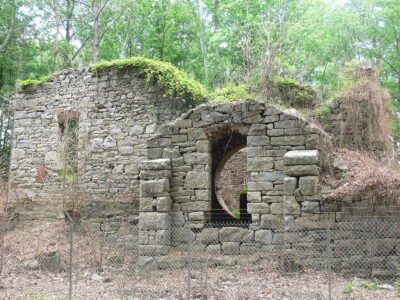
left=0, top=212, right=399, bottom=299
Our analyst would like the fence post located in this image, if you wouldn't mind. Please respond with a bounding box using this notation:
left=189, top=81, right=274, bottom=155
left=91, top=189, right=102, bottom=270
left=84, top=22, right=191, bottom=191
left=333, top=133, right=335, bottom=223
left=327, top=218, right=332, bottom=300
left=66, top=211, right=74, bottom=300
left=187, top=217, right=192, bottom=300
left=0, top=220, right=4, bottom=287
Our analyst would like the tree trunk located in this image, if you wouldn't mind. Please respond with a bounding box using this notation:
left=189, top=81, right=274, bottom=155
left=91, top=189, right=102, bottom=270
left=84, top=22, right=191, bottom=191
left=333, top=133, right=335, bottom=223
left=194, top=0, right=209, bottom=84
left=91, top=0, right=101, bottom=63
left=213, top=0, right=221, bottom=88
left=54, top=0, right=62, bottom=72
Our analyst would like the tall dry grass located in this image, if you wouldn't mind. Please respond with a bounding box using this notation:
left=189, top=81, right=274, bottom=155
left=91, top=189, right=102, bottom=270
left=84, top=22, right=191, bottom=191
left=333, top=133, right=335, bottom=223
left=338, top=67, right=391, bottom=156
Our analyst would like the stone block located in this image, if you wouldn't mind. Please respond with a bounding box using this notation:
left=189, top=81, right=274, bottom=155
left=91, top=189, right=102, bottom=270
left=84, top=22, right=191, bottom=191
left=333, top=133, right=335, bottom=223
left=285, top=165, right=319, bottom=176
left=171, top=211, right=185, bottom=225
left=206, top=244, right=221, bottom=254
left=142, top=159, right=171, bottom=170
left=219, top=227, right=253, bottom=242
left=247, top=203, right=270, bottom=214
left=222, top=242, right=240, bottom=255
left=249, top=124, right=267, bottom=135
left=195, top=189, right=211, bottom=201
left=140, top=198, right=154, bottom=211
left=184, top=171, right=210, bottom=189
left=247, top=157, right=274, bottom=171
left=247, top=192, right=261, bottom=203
left=197, top=228, right=219, bottom=244
left=267, top=129, right=284, bottom=136
left=188, top=128, right=207, bottom=140
left=260, top=214, right=282, bottom=229
left=247, top=147, right=265, bottom=157
left=183, top=153, right=210, bottom=164
left=139, top=212, right=170, bottom=230
left=141, top=179, right=169, bottom=196
left=147, top=137, right=171, bottom=148
left=247, top=136, right=269, bottom=146
left=284, top=196, right=300, bottom=215
left=301, top=201, right=320, bottom=213
left=255, top=230, right=273, bottom=245
left=284, top=150, right=319, bottom=165
left=270, top=136, right=305, bottom=146
left=306, top=134, right=319, bottom=149
left=171, top=228, right=191, bottom=243
left=44, top=151, right=63, bottom=171
left=284, top=177, right=297, bottom=196
left=180, top=201, right=209, bottom=211
left=270, top=203, right=283, bottom=215
left=196, top=140, right=209, bottom=152
left=299, top=176, right=318, bottom=196
left=119, top=146, right=134, bottom=155
left=262, top=196, right=283, bottom=203
left=243, top=114, right=262, bottom=123
left=189, top=211, right=205, bottom=222
left=252, top=171, right=284, bottom=182
left=157, top=197, right=172, bottom=212
left=274, top=120, right=300, bottom=129
left=264, top=106, right=281, bottom=115
left=248, top=181, right=273, bottom=191
left=263, top=114, right=280, bottom=123
left=138, top=245, right=170, bottom=256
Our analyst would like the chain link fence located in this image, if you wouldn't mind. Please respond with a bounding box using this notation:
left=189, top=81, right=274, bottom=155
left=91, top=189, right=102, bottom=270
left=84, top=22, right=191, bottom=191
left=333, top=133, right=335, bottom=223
left=0, top=210, right=399, bottom=299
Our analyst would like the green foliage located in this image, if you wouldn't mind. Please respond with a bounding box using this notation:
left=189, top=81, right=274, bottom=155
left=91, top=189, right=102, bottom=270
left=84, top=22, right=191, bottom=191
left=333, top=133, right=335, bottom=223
left=210, top=84, right=255, bottom=102
left=390, top=101, right=400, bottom=142
left=315, top=105, right=331, bottom=124
left=342, top=283, right=354, bottom=296
left=272, top=76, right=317, bottom=109
left=231, top=210, right=240, bottom=219
left=239, top=188, right=248, bottom=195
left=361, top=278, right=379, bottom=291
left=91, top=57, right=208, bottom=107
left=57, top=170, right=77, bottom=183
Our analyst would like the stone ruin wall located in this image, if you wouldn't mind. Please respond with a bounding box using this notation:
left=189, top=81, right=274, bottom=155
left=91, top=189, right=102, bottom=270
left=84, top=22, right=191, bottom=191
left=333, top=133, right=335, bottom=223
left=138, top=99, right=327, bottom=252
left=9, top=68, right=400, bottom=277
left=10, top=67, right=186, bottom=218
left=138, top=99, right=400, bottom=276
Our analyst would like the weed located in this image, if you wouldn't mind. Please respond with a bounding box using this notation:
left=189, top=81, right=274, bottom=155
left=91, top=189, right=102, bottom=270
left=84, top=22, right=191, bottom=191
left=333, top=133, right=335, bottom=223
left=342, top=283, right=354, bottom=296
left=231, top=210, right=240, bottom=219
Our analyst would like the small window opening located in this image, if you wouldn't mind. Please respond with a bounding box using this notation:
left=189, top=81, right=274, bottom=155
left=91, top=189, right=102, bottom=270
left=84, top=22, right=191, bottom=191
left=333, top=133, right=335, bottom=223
left=58, top=112, right=79, bottom=182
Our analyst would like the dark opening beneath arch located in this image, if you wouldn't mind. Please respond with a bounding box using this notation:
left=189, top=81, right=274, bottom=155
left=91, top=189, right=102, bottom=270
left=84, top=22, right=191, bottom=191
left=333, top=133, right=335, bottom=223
left=211, top=129, right=250, bottom=223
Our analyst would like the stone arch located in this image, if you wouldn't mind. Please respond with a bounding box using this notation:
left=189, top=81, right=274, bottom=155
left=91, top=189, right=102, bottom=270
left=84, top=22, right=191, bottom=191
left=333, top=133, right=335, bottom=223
left=140, top=99, right=323, bottom=228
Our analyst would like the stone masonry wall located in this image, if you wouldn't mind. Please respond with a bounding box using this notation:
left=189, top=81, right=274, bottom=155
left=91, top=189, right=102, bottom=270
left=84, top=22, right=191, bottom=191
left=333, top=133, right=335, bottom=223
left=10, top=68, right=185, bottom=210
left=138, top=99, right=326, bottom=257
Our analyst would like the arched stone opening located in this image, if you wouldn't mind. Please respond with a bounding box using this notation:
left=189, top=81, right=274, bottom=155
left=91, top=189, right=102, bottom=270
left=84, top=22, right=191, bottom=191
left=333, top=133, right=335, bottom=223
left=211, top=129, right=249, bottom=223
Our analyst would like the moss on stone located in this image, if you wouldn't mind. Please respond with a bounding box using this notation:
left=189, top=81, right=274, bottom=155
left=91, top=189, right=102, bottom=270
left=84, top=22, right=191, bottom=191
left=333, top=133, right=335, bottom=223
left=272, top=76, right=317, bottom=109
left=210, top=84, right=255, bottom=102
left=91, top=57, right=208, bottom=107
left=17, top=74, right=53, bottom=89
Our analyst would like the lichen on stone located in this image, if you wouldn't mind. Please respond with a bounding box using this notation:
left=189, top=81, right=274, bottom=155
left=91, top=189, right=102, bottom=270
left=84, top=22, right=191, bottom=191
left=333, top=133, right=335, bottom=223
left=91, top=57, right=208, bottom=107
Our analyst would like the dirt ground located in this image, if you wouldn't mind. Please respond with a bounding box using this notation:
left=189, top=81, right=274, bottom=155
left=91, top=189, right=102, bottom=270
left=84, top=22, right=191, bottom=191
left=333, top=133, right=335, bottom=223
left=0, top=220, right=398, bottom=300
